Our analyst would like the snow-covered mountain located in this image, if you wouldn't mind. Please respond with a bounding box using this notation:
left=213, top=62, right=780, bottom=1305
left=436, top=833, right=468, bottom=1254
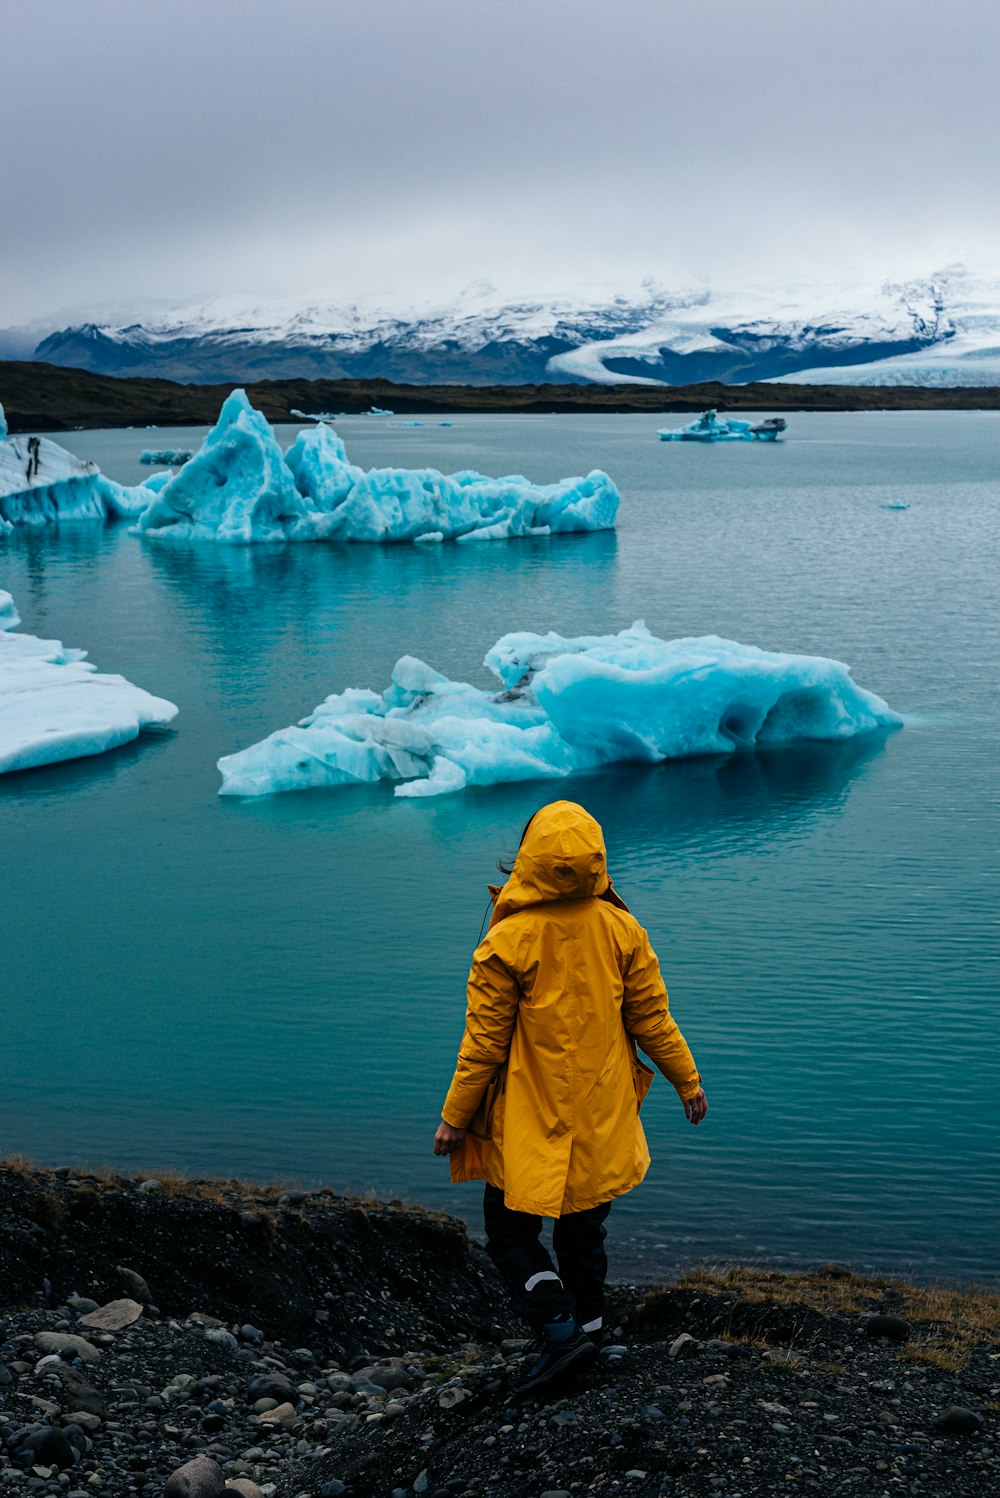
left=14, top=266, right=1000, bottom=387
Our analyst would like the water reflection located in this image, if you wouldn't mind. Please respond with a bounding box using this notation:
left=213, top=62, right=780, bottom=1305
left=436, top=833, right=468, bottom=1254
left=0, top=726, right=176, bottom=805
left=140, top=529, right=621, bottom=701
left=394, top=734, right=889, bottom=882
left=1, top=525, right=116, bottom=614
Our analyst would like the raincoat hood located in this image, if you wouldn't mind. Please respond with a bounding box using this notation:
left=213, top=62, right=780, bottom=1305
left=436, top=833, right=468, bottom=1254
left=490, top=801, right=614, bottom=927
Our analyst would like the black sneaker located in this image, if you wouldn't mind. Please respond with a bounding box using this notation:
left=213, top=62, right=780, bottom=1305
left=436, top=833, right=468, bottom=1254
left=513, top=1328, right=597, bottom=1396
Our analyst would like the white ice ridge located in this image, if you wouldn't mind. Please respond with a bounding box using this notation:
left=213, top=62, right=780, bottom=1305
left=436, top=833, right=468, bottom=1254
left=0, top=404, right=155, bottom=530
left=217, top=622, right=901, bottom=799
left=0, top=589, right=178, bottom=774
left=137, top=390, right=619, bottom=544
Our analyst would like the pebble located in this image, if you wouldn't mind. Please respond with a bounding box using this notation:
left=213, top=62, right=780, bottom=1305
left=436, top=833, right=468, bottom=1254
left=66, top=1296, right=100, bottom=1314
left=438, top=1387, right=470, bottom=1409
left=204, top=1328, right=239, bottom=1350
left=668, top=1333, right=702, bottom=1359
left=254, top=1401, right=298, bottom=1428
left=246, top=1373, right=298, bottom=1405
left=63, top=1411, right=102, bottom=1433
left=116, top=1266, right=153, bottom=1303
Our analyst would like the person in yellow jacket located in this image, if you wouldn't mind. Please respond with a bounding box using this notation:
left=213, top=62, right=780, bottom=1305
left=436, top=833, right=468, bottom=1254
left=434, top=799, right=707, bottom=1394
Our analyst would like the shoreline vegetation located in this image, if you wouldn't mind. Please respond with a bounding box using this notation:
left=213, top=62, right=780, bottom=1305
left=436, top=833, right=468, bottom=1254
left=3, top=360, right=1000, bottom=433
left=1, top=1160, right=997, bottom=1495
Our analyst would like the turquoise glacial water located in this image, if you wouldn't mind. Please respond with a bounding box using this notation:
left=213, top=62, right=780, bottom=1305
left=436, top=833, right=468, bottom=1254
left=1, top=411, right=998, bottom=1283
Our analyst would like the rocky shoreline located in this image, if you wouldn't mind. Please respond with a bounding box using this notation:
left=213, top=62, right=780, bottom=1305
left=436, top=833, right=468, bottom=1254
left=1, top=1163, right=997, bottom=1497
left=3, top=361, right=1000, bottom=434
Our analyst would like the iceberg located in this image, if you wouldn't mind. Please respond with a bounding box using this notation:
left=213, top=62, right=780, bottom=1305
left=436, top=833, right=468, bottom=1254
left=217, top=621, right=900, bottom=799
left=138, top=391, right=619, bottom=544
left=137, top=390, right=315, bottom=543
left=0, top=589, right=178, bottom=774
left=0, top=403, right=154, bottom=531
left=139, top=448, right=193, bottom=466
left=658, top=409, right=787, bottom=442
left=283, top=421, right=363, bottom=513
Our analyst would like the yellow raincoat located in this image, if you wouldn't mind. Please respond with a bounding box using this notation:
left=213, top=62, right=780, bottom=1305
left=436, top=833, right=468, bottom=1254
left=441, top=801, right=701, bottom=1216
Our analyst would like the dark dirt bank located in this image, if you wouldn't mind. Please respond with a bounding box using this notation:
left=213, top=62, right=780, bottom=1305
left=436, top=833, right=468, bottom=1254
left=3, top=360, right=1000, bottom=432
left=1, top=1163, right=997, bottom=1498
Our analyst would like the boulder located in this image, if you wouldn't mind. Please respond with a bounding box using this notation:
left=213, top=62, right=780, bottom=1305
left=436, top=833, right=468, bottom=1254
left=164, top=1456, right=227, bottom=1498
left=864, top=1314, right=912, bottom=1342
left=78, top=1299, right=143, bottom=1332
left=34, top=1333, right=101, bottom=1364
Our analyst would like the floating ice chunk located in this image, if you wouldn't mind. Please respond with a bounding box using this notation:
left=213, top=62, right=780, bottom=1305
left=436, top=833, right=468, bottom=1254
left=0, top=588, right=18, bottom=630
left=659, top=409, right=787, bottom=442
left=137, top=389, right=313, bottom=543
left=881, top=500, right=910, bottom=510
left=0, top=425, right=154, bottom=531
left=218, top=621, right=900, bottom=799
left=135, top=392, right=618, bottom=545
left=139, top=449, right=193, bottom=465
left=0, top=590, right=178, bottom=774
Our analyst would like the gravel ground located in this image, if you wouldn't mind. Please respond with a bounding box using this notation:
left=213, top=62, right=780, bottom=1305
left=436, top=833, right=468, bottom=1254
left=1, top=1165, right=996, bottom=1498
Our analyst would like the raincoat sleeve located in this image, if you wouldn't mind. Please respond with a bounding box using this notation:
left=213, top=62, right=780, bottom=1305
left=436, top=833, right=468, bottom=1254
left=622, top=926, right=702, bottom=1101
left=440, top=941, right=520, bottom=1129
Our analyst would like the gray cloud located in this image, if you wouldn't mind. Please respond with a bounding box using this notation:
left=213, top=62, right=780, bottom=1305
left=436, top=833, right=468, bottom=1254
left=3, top=0, right=999, bottom=323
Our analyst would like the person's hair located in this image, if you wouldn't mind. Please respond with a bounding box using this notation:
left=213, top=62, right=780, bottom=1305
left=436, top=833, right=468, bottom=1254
left=497, top=813, right=537, bottom=876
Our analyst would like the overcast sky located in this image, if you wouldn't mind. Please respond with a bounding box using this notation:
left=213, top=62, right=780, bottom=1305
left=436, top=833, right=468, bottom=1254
left=3, top=0, right=999, bottom=324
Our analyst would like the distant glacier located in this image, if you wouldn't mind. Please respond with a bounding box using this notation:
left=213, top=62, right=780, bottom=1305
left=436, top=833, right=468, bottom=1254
left=8, top=264, right=1000, bottom=388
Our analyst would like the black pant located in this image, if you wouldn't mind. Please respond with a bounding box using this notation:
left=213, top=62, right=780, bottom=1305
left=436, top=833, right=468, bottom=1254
left=483, top=1183, right=612, bottom=1336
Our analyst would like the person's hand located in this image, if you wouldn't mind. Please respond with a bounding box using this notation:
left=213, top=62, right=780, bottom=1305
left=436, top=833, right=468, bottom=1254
left=434, top=1121, right=467, bottom=1156
left=683, top=1087, right=708, bottom=1125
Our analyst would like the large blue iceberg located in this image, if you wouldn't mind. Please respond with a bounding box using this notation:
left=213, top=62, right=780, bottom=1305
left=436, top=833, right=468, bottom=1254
left=0, top=588, right=178, bottom=774
left=137, top=390, right=619, bottom=544
left=0, top=404, right=154, bottom=530
left=658, top=409, right=787, bottom=442
left=217, top=621, right=900, bottom=799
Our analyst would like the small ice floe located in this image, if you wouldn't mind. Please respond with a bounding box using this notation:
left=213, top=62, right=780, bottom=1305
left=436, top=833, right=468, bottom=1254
left=0, top=403, right=155, bottom=529
left=0, top=589, right=178, bottom=774
left=139, top=449, right=193, bottom=466
left=218, top=620, right=900, bottom=799
left=659, top=409, right=787, bottom=442
left=881, top=500, right=910, bottom=510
